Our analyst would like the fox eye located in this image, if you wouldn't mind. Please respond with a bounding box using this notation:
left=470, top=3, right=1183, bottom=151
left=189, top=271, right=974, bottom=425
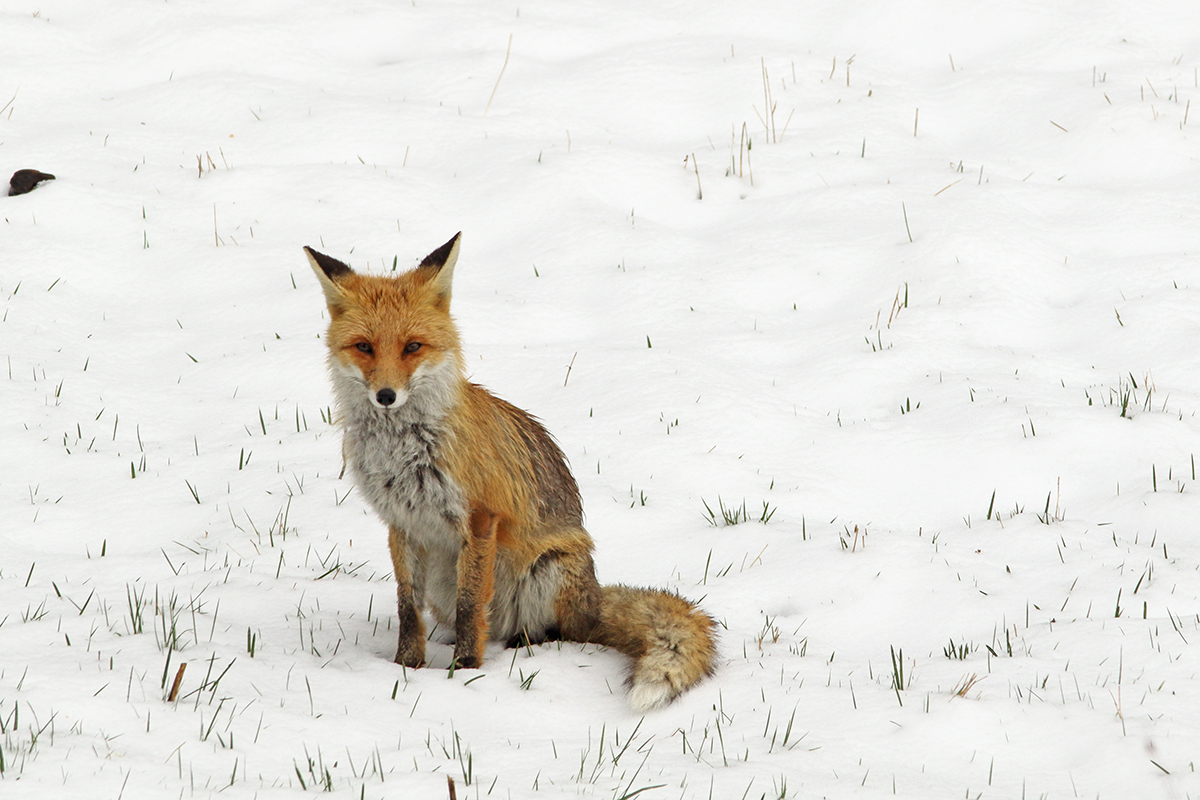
left=404, top=342, right=422, bottom=354
left=355, top=342, right=373, bottom=355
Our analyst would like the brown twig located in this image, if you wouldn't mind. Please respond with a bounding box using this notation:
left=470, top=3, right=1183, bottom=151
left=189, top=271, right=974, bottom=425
left=167, top=663, right=186, bottom=702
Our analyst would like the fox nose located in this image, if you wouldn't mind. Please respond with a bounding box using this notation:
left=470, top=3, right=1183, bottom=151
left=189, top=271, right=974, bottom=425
left=376, top=388, right=397, bottom=406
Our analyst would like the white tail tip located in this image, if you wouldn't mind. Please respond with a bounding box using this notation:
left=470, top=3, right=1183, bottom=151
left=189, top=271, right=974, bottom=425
left=628, top=677, right=675, bottom=713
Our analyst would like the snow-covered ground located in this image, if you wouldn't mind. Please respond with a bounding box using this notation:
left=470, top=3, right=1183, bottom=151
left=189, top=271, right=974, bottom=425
left=3, top=1, right=1200, bottom=797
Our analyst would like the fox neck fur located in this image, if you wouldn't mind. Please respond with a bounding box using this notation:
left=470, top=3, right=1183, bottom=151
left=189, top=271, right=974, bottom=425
left=336, top=362, right=466, bottom=544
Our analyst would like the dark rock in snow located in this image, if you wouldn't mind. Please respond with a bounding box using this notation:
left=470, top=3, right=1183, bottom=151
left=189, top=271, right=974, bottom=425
left=8, top=169, right=56, bottom=196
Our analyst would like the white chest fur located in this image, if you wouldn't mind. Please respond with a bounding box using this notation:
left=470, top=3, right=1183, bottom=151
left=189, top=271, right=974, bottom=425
left=344, top=417, right=466, bottom=548
left=334, top=369, right=467, bottom=551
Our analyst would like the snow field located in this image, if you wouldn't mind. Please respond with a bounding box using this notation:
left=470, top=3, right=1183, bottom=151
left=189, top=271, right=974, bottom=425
left=2, top=1, right=1200, bottom=798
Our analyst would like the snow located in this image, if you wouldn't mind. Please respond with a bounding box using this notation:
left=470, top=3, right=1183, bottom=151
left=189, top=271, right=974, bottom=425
left=3, top=1, right=1200, bottom=797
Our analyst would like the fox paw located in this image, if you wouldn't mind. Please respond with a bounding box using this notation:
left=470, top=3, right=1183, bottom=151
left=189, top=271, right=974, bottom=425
left=394, top=644, right=426, bottom=669
left=449, top=653, right=481, bottom=670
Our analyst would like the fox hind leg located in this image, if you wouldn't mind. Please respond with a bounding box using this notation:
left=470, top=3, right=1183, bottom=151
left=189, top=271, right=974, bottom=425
left=516, top=544, right=601, bottom=645
left=552, top=547, right=602, bottom=643
left=492, top=543, right=600, bottom=648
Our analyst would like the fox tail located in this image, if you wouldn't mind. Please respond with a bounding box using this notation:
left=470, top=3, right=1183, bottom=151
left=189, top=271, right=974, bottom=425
left=593, top=585, right=718, bottom=712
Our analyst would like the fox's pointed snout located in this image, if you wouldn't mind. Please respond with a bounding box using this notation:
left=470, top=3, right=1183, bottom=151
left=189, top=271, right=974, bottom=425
left=370, top=386, right=407, bottom=409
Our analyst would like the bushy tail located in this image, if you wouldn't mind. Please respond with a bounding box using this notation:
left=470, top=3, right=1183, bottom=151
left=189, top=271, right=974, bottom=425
left=594, top=585, right=718, bottom=712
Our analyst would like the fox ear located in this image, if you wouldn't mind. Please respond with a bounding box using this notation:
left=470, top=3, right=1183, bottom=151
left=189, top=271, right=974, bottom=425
left=417, top=232, right=462, bottom=304
left=304, top=247, right=352, bottom=309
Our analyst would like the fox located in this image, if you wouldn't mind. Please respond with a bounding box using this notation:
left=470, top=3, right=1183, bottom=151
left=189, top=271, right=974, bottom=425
left=304, top=233, right=717, bottom=711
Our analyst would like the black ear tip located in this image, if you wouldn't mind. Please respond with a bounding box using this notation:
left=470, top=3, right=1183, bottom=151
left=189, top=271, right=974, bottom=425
left=419, top=232, right=463, bottom=270
left=305, top=247, right=354, bottom=280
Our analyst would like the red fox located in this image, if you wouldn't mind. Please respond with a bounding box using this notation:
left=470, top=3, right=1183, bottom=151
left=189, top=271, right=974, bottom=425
left=304, top=233, right=716, bottom=711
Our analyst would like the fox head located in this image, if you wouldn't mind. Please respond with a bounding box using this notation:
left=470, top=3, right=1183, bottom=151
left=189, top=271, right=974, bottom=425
left=305, top=233, right=464, bottom=412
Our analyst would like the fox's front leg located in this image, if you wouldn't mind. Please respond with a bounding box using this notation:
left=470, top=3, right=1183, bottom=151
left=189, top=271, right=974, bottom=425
left=387, top=526, right=426, bottom=668
left=452, top=510, right=498, bottom=669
